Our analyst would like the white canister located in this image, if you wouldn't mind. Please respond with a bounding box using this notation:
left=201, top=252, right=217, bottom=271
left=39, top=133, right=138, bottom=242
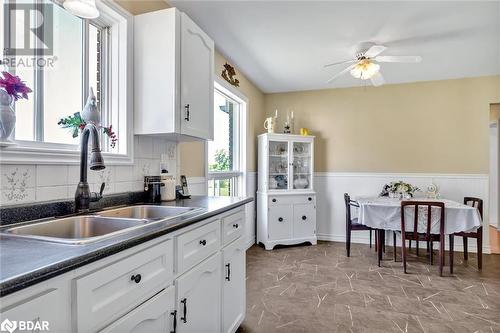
left=160, top=174, right=176, bottom=201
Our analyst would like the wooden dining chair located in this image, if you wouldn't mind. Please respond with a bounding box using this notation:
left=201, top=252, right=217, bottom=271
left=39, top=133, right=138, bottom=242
left=400, top=201, right=451, bottom=276
left=453, top=197, right=483, bottom=269
left=344, top=193, right=374, bottom=257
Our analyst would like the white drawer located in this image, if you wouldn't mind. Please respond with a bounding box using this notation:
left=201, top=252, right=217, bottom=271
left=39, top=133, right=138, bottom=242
left=269, top=194, right=315, bottom=206
left=222, top=210, right=244, bottom=246
left=176, top=219, right=221, bottom=274
left=75, top=240, right=173, bottom=332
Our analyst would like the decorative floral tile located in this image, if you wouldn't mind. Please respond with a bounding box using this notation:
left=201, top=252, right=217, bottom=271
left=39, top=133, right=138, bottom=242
left=0, top=166, right=35, bottom=203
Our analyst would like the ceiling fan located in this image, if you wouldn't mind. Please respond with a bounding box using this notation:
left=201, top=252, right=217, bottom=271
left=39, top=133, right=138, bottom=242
left=324, top=42, right=422, bottom=87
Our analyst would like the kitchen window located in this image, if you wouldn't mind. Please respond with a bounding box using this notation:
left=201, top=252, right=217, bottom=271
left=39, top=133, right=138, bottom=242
left=207, top=81, right=247, bottom=197
left=0, top=0, right=132, bottom=164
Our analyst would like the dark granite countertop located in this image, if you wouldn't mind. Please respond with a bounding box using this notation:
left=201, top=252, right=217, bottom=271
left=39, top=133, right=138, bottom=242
left=0, top=196, right=253, bottom=297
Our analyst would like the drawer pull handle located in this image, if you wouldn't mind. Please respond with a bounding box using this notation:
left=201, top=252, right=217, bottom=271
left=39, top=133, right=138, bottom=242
left=130, top=274, right=141, bottom=283
left=184, top=104, right=190, bottom=121
left=233, top=224, right=239, bottom=228
left=225, top=263, right=231, bottom=281
left=199, top=239, right=207, bottom=246
left=170, top=310, right=177, bottom=333
left=272, top=198, right=277, bottom=202
left=302, top=216, right=307, bottom=221
left=278, top=217, right=283, bottom=222
left=180, top=298, right=187, bottom=323
left=308, top=197, right=312, bottom=201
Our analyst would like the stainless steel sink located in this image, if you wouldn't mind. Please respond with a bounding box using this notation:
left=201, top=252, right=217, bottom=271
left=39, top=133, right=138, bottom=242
left=2, top=216, right=147, bottom=244
left=98, top=205, right=201, bottom=221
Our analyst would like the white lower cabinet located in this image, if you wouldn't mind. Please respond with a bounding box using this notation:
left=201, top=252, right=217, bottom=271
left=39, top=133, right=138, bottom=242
left=292, top=203, right=316, bottom=238
left=100, top=286, right=176, bottom=333
left=176, top=253, right=221, bottom=333
left=222, top=239, right=246, bottom=333
left=0, top=207, right=247, bottom=333
left=258, top=193, right=317, bottom=250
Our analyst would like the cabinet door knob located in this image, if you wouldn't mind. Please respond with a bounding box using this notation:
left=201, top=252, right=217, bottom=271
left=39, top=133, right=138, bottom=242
left=199, top=239, right=207, bottom=246
left=184, top=104, right=190, bottom=121
left=272, top=198, right=277, bottom=203
left=233, top=224, right=239, bottom=228
left=302, top=216, right=307, bottom=221
left=308, top=197, right=312, bottom=201
left=180, top=298, right=187, bottom=323
left=278, top=217, right=283, bottom=222
left=130, top=274, right=142, bottom=283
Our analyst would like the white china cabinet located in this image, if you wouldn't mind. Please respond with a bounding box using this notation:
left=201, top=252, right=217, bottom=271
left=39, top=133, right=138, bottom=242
left=257, top=133, right=317, bottom=250
left=134, top=8, right=214, bottom=140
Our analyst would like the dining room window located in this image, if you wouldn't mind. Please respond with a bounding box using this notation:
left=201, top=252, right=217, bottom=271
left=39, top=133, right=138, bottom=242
left=207, top=82, right=246, bottom=197
left=1, top=0, right=131, bottom=162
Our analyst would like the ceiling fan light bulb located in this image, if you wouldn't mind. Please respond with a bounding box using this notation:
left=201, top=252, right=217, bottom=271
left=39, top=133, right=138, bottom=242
left=350, top=61, right=380, bottom=80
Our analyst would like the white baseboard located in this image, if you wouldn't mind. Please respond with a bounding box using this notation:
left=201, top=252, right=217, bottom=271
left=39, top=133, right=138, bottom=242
left=245, top=237, right=255, bottom=250
left=317, top=232, right=491, bottom=254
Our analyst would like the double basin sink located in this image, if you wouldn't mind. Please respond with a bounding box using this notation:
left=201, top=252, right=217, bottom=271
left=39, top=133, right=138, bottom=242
left=1, top=205, right=202, bottom=245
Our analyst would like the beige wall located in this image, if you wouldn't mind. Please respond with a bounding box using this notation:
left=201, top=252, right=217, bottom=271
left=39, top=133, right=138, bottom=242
left=115, top=0, right=169, bottom=15
left=179, top=51, right=266, bottom=176
left=265, top=75, right=500, bottom=174
left=491, top=103, right=500, bottom=121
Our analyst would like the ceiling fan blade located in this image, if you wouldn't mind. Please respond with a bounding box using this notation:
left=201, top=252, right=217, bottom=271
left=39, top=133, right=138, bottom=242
left=324, top=59, right=356, bottom=68
left=370, top=72, right=385, bottom=87
left=326, top=64, right=357, bottom=83
left=364, top=45, right=387, bottom=58
left=375, top=55, right=422, bottom=63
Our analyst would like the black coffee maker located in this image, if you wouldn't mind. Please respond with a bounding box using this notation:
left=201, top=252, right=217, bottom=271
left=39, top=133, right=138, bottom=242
left=144, top=176, right=164, bottom=203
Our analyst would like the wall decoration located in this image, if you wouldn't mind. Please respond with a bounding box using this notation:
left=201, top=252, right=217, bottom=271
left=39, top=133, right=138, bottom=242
left=221, top=62, right=240, bottom=87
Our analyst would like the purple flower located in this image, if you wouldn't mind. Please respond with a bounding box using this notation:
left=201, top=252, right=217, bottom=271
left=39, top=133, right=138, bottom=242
left=0, top=71, right=32, bottom=101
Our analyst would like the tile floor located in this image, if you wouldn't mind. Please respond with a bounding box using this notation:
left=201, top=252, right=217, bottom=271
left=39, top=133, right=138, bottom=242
left=240, top=241, right=500, bottom=333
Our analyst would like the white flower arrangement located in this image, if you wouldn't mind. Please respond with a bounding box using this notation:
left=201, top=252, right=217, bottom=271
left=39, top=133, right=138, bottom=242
left=380, top=181, right=420, bottom=198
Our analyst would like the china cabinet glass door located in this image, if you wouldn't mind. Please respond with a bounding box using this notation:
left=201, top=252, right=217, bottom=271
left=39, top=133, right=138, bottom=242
left=268, top=141, right=289, bottom=190
left=292, top=141, right=312, bottom=190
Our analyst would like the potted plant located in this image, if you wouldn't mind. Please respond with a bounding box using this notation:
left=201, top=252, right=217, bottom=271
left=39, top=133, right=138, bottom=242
left=0, top=72, right=32, bottom=144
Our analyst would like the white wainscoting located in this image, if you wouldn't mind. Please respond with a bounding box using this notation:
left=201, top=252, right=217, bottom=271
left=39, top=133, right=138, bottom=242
left=187, top=172, right=257, bottom=250
left=314, top=172, right=490, bottom=254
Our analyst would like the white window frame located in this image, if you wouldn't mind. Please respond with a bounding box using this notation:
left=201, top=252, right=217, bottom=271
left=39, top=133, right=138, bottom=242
left=0, top=0, right=134, bottom=165
left=206, top=78, right=247, bottom=197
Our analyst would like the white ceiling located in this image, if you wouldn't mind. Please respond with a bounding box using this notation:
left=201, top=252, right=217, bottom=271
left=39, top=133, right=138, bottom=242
left=169, top=1, right=500, bottom=93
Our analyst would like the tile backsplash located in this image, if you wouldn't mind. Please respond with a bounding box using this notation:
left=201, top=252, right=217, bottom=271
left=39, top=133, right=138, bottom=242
left=0, top=136, right=178, bottom=206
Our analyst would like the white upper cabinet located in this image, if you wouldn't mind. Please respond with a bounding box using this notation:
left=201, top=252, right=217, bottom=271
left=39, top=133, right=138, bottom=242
left=134, top=8, right=214, bottom=140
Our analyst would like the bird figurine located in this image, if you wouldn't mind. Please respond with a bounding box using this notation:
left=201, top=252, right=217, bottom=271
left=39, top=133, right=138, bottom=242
left=81, top=87, right=100, bottom=125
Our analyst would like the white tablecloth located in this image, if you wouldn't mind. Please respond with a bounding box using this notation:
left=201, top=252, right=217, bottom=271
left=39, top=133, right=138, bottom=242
left=356, top=197, right=482, bottom=235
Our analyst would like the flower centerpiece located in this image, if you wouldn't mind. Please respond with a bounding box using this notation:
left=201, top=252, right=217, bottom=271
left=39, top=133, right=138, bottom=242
left=0, top=72, right=32, bottom=143
left=380, top=181, right=420, bottom=199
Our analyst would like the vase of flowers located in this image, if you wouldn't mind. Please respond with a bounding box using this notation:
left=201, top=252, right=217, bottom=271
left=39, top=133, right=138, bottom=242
left=0, top=72, right=32, bottom=143
left=380, top=181, right=420, bottom=199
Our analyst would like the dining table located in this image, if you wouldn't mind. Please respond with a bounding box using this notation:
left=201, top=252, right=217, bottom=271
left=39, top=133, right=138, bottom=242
left=355, top=197, right=483, bottom=266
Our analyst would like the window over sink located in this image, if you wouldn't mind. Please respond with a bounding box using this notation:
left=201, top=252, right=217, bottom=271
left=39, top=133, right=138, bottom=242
left=0, top=0, right=132, bottom=164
